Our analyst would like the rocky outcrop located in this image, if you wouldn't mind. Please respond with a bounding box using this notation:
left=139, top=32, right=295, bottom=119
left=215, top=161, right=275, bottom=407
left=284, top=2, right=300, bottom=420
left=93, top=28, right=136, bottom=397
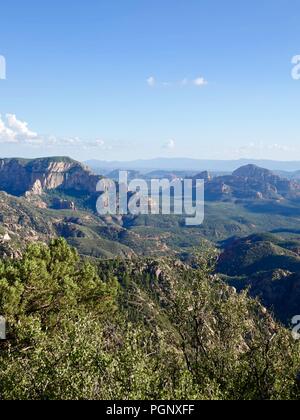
left=0, top=242, right=22, bottom=259
left=29, top=179, right=43, bottom=195
left=193, top=171, right=212, bottom=181
left=233, top=164, right=277, bottom=180
left=55, top=222, right=86, bottom=238
left=52, top=198, right=76, bottom=211
left=203, top=164, right=300, bottom=201
left=0, top=157, right=102, bottom=196
left=0, top=191, right=135, bottom=259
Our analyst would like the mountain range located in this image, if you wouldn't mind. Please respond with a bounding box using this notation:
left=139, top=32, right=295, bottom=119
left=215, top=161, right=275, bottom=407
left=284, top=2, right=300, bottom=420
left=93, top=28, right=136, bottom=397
left=1, top=156, right=300, bottom=324
left=86, top=158, right=300, bottom=173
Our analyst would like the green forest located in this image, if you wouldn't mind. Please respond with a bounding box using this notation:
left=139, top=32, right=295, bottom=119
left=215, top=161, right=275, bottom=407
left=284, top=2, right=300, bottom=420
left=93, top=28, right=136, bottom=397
left=1, top=239, right=299, bottom=400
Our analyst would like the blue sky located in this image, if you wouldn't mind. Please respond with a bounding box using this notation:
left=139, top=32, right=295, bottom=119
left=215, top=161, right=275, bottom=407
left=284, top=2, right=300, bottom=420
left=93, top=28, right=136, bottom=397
left=0, top=0, right=300, bottom=161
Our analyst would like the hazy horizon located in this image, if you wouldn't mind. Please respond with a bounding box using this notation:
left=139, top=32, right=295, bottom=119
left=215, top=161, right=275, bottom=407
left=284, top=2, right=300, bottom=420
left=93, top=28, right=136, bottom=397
left=4, top=155, right=300, bottom=172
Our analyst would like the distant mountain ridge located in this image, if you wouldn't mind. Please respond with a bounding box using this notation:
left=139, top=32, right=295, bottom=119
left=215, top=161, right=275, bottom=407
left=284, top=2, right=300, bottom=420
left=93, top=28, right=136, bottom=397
left=86, top=158, right=300, bottom=173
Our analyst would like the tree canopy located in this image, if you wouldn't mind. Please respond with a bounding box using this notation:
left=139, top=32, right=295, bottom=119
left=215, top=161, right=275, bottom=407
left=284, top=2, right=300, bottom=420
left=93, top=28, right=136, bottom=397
left=0, top=239, right=299, bottom=400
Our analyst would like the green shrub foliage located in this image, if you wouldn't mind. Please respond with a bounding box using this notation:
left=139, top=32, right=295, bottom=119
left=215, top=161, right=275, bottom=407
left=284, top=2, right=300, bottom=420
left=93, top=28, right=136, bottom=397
left=0, top=239, right=299, bottom=400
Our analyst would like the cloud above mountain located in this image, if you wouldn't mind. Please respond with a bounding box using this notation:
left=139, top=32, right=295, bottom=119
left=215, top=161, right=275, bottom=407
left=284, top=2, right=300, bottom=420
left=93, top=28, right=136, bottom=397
left=0, top=113, right=112, bottom=150
left=163, top=139, right=176, bottom=150
left=235, top=142, right=295, bottom=158
left=0, top=114, right=39, bottom=144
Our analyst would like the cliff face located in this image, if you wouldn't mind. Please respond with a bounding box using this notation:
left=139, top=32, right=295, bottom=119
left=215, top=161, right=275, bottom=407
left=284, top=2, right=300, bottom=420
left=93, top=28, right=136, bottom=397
left=204, top=164, right=300, bottom=200
left=0, top=157, right=102, bottom=196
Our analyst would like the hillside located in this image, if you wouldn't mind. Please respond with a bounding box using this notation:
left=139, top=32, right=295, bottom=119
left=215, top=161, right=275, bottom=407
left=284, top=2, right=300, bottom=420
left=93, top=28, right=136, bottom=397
left=0, top=191, right=133, bottom=259
left=217, top=233, right=300, bottom=276
left=3, top=157, right=300, bottom=260
left=0, top=239, right=299, bottom=400
left=217, top=233, right=300, bottom=323
left=2, top=157, right=300, bottom=277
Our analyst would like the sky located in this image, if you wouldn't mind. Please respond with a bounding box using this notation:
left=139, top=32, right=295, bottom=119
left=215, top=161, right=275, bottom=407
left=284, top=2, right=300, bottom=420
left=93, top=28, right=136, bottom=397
left=0, top=0, right=300, bottom=161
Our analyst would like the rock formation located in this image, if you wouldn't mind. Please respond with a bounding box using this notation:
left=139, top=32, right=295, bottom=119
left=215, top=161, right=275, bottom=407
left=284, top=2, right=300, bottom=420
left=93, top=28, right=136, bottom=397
left=203, top=164, right=300, bottom=201
left=0, top=157, right=102, bottom=196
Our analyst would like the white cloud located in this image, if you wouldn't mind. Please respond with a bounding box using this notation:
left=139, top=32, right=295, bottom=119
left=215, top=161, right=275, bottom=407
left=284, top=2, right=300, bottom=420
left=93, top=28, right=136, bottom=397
left=6, top=113, right=38, bottom=139
left=163, top=139, right=176, bottom=150
left=267, top=143, right=292, bottom=152
left=0, top=114, right=38, bottom=144
left=0, top=113, right=113, bottom=150
left=233, top=142, right=295, bottom=159
left=147, top=76, right=156, bottom=87
left=193, top=77, right=208, bottom=87
left=147, top=76, right=208, bottom=88
left=45, top=136, right=112, bottom=150
left=46, top=136, right=82, bottom=147
left=0, top=116, right=16, bottom=143
left=84, top=139, right=112, bottom=150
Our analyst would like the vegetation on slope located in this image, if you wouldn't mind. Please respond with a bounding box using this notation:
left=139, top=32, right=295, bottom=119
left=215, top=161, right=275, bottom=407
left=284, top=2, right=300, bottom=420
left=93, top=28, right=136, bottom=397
left=0, top=240, right=299, bottom=400
left=217, top=234, right=300, bottom=324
